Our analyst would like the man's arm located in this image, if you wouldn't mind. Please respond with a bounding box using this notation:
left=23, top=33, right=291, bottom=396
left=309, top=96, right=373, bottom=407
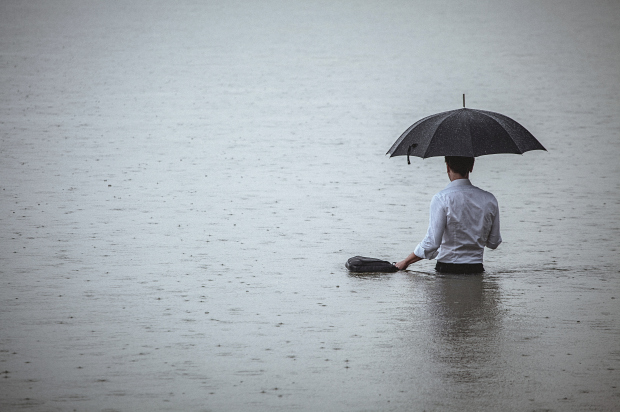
left=395, top=195, right=446, bottom=270
left=486, top=204, right=502, bottom=249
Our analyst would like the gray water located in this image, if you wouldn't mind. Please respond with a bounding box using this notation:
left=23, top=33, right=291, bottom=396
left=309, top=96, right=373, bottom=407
left=1, top=0, right=619, bottom=411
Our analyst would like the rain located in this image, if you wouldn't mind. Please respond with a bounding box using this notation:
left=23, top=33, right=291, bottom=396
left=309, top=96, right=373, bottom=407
left=1, top=0, right=619, bottom=410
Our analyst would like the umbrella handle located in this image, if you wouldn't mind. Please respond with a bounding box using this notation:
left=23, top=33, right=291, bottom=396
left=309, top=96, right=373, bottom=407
left=407, top=144, right=417, bottom=164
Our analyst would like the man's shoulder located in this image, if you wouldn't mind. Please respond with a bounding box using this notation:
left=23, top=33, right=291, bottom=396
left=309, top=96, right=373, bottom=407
left=471, top=186, right=500, bottom=208
left=469, top=184, right=498, bottom=198
left=471, top=184, right=497, bottom=196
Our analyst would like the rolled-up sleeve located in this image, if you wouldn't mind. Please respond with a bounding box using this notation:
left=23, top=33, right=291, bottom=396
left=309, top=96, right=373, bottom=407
left=414, top=195, right=446, bottom=260
left=486, top=205, right=502, bottom=249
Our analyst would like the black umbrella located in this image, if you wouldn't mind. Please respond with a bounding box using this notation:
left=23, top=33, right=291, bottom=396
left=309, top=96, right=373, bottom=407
left=387, top=104, right=546, bottom=164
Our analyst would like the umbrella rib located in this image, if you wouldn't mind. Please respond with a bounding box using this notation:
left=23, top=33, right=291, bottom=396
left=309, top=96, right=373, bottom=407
left=478, top=111, right=524, bottom=154
left=421, top=110, right=461, bottom=159
left=480, top=110, right=546, bottom=153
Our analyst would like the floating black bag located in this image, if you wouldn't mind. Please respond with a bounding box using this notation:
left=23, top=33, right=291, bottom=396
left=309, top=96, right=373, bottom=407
left=345, top=256, right=398, bottom=273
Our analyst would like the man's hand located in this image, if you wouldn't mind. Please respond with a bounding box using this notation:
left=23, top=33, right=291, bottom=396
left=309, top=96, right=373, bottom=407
left=395, top=252, right=423, bottom=270
left=395, top=260, right=410, bottom=270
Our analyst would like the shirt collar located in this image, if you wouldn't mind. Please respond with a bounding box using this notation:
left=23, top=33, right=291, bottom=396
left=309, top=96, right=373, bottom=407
left=446, top=178, right=472, bottom=188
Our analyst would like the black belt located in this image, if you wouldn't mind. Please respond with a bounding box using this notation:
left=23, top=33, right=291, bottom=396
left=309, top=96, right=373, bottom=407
left=435, top=261, right=484, bottom=274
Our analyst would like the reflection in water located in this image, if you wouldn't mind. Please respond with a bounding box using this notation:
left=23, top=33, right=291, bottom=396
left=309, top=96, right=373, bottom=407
left=414, top=273, right=503, bottom=385
left=346, top=271, right=506, bottom=409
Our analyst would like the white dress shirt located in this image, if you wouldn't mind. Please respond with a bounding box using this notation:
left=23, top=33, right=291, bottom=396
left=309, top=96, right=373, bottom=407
left=413, top=178, right=501, bottom=264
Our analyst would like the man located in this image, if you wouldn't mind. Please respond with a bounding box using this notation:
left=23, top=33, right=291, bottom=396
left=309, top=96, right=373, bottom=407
left=395, top=156, right=501, bottom=273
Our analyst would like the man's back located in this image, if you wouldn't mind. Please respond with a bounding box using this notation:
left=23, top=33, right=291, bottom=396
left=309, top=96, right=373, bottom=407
left=416, top=179, right=501, bottom=264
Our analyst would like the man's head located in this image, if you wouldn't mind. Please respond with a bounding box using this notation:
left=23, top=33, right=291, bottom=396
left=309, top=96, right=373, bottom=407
left=445, top=156, right=475, bottom=178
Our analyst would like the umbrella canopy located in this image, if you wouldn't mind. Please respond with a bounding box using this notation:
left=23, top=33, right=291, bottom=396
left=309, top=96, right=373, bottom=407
left=387, top=108, right=546, bottom=163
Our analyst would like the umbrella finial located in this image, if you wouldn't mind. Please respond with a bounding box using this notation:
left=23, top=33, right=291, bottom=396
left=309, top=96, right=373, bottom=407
left=463, top=94, right=465, bottom=108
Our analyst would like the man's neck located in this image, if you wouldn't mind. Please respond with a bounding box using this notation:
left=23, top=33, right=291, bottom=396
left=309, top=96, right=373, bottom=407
left=448, top=172, right=469, bottom=182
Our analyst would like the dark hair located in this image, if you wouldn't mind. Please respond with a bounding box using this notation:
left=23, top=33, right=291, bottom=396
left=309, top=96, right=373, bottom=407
left=445, top=156, right=474, bottom=177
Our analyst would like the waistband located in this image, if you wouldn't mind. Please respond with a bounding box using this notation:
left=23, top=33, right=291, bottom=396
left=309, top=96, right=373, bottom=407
left=435, top=261, right=484, bottom=274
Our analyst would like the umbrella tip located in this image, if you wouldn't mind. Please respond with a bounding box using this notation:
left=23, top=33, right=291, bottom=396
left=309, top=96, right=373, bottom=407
left=463, top=94, right=465, bottom=108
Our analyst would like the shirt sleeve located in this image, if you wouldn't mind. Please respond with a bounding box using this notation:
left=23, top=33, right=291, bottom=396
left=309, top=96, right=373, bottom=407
left=486, top=203, right=502, bottom=249
left=414, top=194, right=446, bottom=260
